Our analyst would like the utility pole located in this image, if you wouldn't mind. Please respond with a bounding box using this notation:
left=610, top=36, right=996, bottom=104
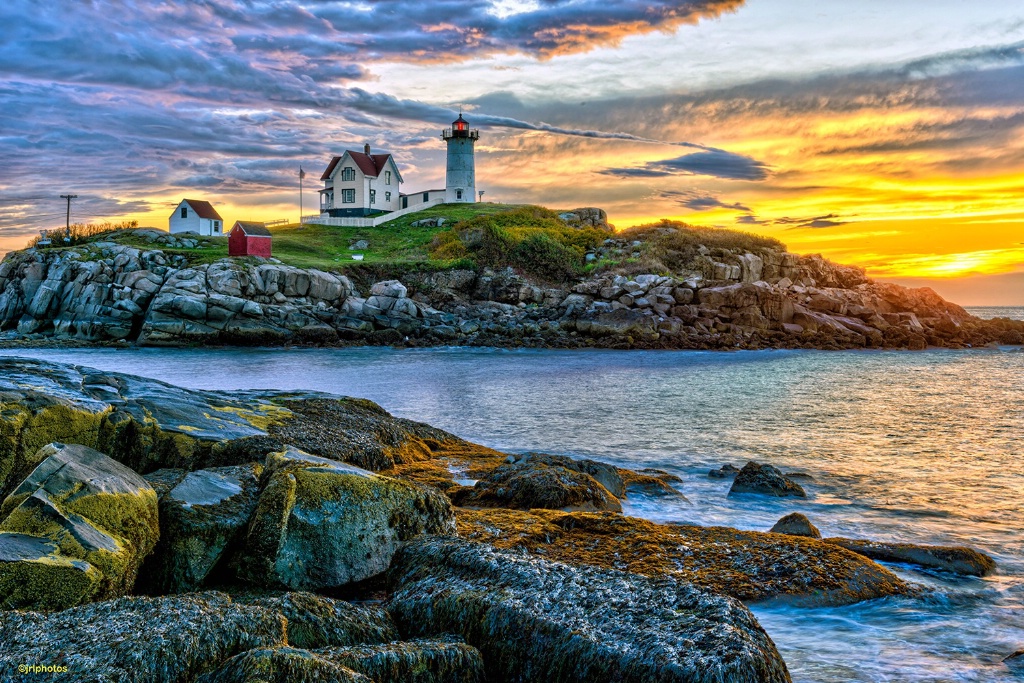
left=59, top=193, right=76, bottom=241
left=298, top=167, right=305, bottom=225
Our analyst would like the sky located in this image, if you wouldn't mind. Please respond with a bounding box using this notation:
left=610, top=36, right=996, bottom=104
left=1, top=0, right=1023, bottom=305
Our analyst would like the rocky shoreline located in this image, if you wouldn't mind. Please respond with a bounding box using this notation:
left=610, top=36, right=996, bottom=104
left=0, top=358, right=1011, bottom=682
left=0, top=228, right=1021, bottom=352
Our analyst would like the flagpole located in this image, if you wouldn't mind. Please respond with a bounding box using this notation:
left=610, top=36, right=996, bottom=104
left=299, top=166, right=304, bottom=225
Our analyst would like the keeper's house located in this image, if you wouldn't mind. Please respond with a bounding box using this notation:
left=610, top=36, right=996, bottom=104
left=169, top=199, right=224, bottom=235
left=319, top=145, right=403, bottom=217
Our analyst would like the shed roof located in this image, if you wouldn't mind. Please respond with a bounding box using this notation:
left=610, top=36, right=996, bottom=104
left=180, top=199, right=223, bottom=221
left=232, top=221, right=272, bottom=237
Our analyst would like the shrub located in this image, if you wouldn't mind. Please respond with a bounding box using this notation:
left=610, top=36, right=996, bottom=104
left=30, top=221, right=139, bottom=249
left=511, top=232, right=584, bottom=282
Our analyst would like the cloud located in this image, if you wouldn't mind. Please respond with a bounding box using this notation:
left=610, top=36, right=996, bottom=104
left=602, top=150, right=771, bottom=181
left=774, top=213, right=849, bottom=229
left=736, top=215, right=767, bottom=225
left=660, top=190, right=752, bottom=212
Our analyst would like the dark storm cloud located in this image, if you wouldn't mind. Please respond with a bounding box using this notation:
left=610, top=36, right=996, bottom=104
left=602, top=150, right=771, bottom=181
left=774, top=214, right=848, bottom=229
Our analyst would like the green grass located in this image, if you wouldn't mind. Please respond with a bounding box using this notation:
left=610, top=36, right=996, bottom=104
left=81, top=203, right=527, bottom=272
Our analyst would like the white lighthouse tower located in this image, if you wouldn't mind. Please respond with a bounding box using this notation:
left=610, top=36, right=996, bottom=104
left=442, top=114, right=478, bottom=203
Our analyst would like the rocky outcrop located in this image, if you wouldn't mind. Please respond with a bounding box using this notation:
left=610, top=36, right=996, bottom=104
left=2, top=231, right=1020, bottom=351
left=456, top=509, right=913, bottom=607
left=387, top=536, right=792, bottom=683
left=769, top=513, right=821, bottom=539
left=823, top=538, right=997, bottom=576
left=709, top=463, right=740, bottom=478
left=0, top=358, right=481, bottom=495
left=0, top=443, right=159, bottom=609
left=236, top=447, right=455, bottom=590
left=729, top=462, right=807, bottom=498
left=0, top=591, right=399, bottom=682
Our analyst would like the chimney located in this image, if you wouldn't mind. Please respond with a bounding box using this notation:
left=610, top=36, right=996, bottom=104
left=364, top=143, right=371, bottom=155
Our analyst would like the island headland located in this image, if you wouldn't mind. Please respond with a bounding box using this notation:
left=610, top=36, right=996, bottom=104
left=1, top=205, right=1021, bottom=351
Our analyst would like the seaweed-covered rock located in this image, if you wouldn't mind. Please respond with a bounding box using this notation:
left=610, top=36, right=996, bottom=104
left=319, top=638, right=484, bottom=683
left=0, top=443, right=159, bottom=609
left=769, top=513, right=821, bottom=539
left=236, top=592, right=399, bottom=649
left=728, top=461, right=806, bottom=498
left=823, top=538, right=996, bottom=576
left=237, top=448, right=455, bottom=590
left=140, top=464, right=262, bottom=594
left=456, top=508, right=912, bottom=606
left=709, top=464, right=740, bottom=479
left=0, top=591, right=397, bottom=682
left=194, top=646, right=372, bottom=683
left=450, top=459, right=622, bottom=513
left=387, top=536, right=792, bottom=683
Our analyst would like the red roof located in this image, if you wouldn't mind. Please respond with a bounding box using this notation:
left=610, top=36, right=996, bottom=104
left=231, top=221, right=271, bottom=237
left=320, top=151, right=400, bottom=181
left=182, top=199, right=223, bottom=221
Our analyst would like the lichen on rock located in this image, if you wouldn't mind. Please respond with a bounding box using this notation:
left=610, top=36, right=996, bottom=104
left=235, top=447, right=455, bottom=590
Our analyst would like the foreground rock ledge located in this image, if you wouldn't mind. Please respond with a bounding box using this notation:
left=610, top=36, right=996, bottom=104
left=387, top=536, right=792, bottom=683
left=456, top=508, right=913, bottom=606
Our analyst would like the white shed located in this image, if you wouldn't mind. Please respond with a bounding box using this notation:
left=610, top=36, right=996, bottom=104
left=169, top=199, right=224, bottom=236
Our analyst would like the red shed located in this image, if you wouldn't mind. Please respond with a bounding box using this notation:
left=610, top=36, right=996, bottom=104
left=229, top=221, right=272, bottom=258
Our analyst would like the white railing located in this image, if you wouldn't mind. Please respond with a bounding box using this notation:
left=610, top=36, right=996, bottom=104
left=301, top=198, right=445, bottom=227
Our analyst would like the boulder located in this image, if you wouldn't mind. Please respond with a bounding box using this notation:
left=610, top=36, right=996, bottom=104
left=236, top=447, right=455, bottom=590
left=0, top=591, right=395, bottom=682
left=729, top=461, right=807, bottom=498
left=140, top=463, right=262, bottom=594
left=316, top=638, right=484, bottom=683
left=0, top=532, right=104, bottom=611
left=0, top=443, right=159, bottom=609
left=769, top=513, right=821, bottom=539
left=709, top=463, right=740, bottom=479
left=387, top=536, right=791, bottom=683
left=450, top=459, right=622, bottom=513
left=822, top=538, right=996, bottom=576
left=457, top=509, right=913, bottom=607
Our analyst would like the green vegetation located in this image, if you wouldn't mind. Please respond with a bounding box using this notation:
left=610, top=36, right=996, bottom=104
left=49, top=204, right=790, bottom=285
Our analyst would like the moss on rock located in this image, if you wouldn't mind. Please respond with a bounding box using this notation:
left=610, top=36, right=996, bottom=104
left=194, top=646, right=372, bottom=683
left=450, top=459, right=623, bottom=513
left=236, top=448, right=455, bottom=590
left=823, top=537, right=996, bottom=576
left=456, top=508, right=914, bottom=607
left=0, top=443, right=159, bottom=608
left=0, top=532, right=103, bottom=610
left=321, top=637, right=485, bottom=683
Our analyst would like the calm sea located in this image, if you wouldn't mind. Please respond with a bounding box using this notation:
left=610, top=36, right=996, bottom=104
left=1, top=338, right=1022, bottom=682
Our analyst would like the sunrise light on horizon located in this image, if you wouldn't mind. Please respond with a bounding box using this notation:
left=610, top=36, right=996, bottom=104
left=2, top=0, right=1023, bottom=304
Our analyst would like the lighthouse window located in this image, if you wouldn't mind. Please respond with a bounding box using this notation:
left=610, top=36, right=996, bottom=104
left=341, top=189, right=355, bottom=203
left=385, top=171, right=392, bottom=185
left=456, top=190, right=463, bottom=200
left=341, top=167, right=356, bottom=181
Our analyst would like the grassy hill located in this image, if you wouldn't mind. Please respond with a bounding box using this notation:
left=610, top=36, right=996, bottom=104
left=51, top=202, right=786, bottom=285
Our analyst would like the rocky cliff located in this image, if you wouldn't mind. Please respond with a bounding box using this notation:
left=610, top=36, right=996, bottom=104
left=0, top=229, right=1020, bottom=350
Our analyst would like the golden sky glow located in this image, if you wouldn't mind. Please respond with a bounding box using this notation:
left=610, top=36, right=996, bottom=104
left=1, top=1, right=1022, bottom=304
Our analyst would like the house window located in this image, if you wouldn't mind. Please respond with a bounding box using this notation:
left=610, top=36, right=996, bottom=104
left=385, top=191, right=391, bottom=202
left=423, top=192, right=429, bottom=201
left=181, top=207, right=187, bottom=218
left=385, top=171, right=392, bottom=185
left=341, top=167, right=356, bottom=181
left=370, top=189, right=376, bottom=204
left=213, top=221, right=221, bottom=233
left=456, top=189, right=463, bottom=200
left=342, top=189, right=355, bottom=203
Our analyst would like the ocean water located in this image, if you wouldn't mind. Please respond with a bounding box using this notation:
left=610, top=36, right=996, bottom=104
left=965, top=306, right=1024, bottom=321
left=1, top=344, right=1022, bottom=682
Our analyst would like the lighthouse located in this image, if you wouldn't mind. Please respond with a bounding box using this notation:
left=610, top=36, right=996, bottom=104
left=442, top=114, right=478, bottom=203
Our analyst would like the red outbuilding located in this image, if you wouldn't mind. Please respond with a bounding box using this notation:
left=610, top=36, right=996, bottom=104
left=228, top=221, right=273, bottom=258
